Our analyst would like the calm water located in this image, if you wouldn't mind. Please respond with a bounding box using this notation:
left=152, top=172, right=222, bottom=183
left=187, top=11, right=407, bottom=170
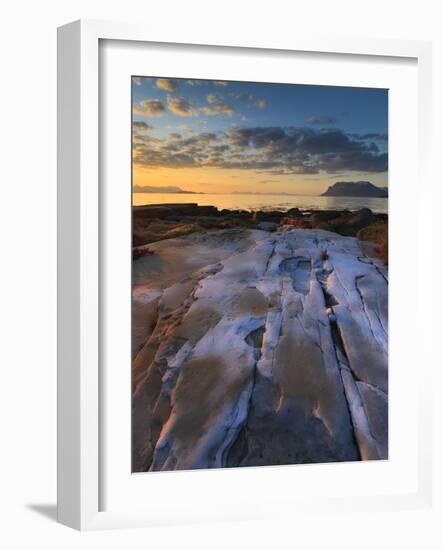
left=133, top=193, right=388, bottom=214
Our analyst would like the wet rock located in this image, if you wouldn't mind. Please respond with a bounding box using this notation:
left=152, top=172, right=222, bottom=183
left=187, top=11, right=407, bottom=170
left=329, top=208, right=375, bottom=236
left=252, top=210, right=285, bottom=223
left=286, top=207, right=302, bottom=217
left=310, top=210, right=345, bottom=224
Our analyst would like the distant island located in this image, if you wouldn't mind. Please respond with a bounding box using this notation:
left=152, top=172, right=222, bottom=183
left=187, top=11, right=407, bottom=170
left=133, top=185, right=203, bottom=194
left=322, top=181, right=388, bottom=198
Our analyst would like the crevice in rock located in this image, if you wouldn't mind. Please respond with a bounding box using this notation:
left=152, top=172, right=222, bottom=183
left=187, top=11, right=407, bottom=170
left=316, top=266, right=338, bottom=307
left=355, top=275, right=387, bottom=341
left=263, top=240, right=277, bottom=274
left=133, top=265, right=226, bottom=471
left=296, top=315, right=324, bottom=354
left=224, top=324, right=266, bottom=466
left=373, top=264, right=388, bottom=284
left=225, top=424, right=249, bottom=467
left=316, top=258, right=361, bottom=460
left=245, top=326, right=265, bottom=359
left=329, top=319, right=362, bottom=460
left=357, top=255, right=388, bottom=284
left=355, top=275, right=383, bottom=345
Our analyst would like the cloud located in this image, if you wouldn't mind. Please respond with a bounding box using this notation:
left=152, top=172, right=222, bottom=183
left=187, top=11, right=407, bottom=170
left=234, top=93, right=266, bottom=109
left=167, top=95, right=196, bottom=116
left=256, top=99, right=266, bottom=109
left=132, top=121, right=154, bottom=131
left=134, top=131, right=220, bottom=169
left=156, top=78, right=178, bottom=92
left=133, top=124, right=387, bottom=174
left=133, top=77, right=142, bottom=86
left=186, top=79, right=228, bottom=87
left=188, top=79, right=215, bottom=87
left=317, top=151, right=388, bottom=173
left=178, top=123, right=194, bottom=136
left=307, top=115, right=337, bottom=124
left=133, top=99, right=165, bottom=117
left=207, top=93, right=224, bottom=104
left=202, top=93, right=236, bottom=116
left=350, top=132, right=388, bottom=141
left=200, top=103, right=236, bottom=117
left=226, top=126, right=387, bottom=173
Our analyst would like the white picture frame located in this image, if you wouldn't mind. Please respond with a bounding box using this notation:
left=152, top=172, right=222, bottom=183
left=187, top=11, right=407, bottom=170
left=57, top=19, right=433, bottom=531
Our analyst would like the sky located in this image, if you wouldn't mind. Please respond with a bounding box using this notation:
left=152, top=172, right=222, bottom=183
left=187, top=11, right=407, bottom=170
left=132, top=76, right=388, bottom=195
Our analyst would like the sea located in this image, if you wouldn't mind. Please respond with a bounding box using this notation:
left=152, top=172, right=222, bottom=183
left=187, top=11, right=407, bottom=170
left=133, top=193, right=388, bottom=214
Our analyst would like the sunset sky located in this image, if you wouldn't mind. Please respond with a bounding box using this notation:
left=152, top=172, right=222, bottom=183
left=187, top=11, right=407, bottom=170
left=132, top=77, right=388, bottom=196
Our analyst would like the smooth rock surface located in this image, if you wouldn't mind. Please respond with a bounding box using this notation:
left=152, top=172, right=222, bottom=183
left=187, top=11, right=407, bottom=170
left=132, top=228, right=388, bottom=471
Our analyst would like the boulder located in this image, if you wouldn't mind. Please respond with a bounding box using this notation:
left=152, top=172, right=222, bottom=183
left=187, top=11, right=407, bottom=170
left=252, top=210, right=285, bottom=223
left=329, top=207, right=374, bottom=236
left=286, top=207, right=302, bottom=217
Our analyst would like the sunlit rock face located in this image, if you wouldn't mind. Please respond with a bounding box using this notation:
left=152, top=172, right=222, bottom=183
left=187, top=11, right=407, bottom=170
left=132, top=228, right=388, bottom=472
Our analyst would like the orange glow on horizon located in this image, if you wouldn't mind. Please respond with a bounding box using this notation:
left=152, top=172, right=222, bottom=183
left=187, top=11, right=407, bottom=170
left=133, top=165, right=389, bottom=197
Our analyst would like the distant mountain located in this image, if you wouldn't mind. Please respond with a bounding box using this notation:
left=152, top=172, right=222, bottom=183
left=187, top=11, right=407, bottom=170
left=133, top=185, right=202, bottom=194
left=321, top=181, right=388, bottom=198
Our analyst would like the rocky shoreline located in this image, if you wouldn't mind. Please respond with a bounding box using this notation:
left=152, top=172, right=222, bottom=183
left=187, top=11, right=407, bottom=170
left=133, top=202, right=388, bottom=263
left=132, top=204, right=388, bottom=472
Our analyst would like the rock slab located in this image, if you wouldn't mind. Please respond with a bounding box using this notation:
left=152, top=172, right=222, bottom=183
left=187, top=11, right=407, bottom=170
left=132, top=228, right=388, bottom=471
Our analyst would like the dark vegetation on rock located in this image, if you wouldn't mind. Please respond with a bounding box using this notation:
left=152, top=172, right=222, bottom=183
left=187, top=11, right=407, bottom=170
left=357, top=223, right=388, bottom=264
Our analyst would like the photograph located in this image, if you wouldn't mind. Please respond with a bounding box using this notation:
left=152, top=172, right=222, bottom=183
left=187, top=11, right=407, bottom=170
left=131, top=76, right=388, bottom=472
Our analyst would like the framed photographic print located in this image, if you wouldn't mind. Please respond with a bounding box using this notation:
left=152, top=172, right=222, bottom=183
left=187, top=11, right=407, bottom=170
left=130, top=76, right=389, bottom=472
left=57, top=19, right=433, bottom=530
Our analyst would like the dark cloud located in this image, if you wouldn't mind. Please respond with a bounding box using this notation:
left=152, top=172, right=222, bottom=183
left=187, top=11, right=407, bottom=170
left=350, top=132, right=388, bottom=141
left=133, top=124, right=387, bottom=174
left=307, top=115, right=337, bottom=125
left=317, top=151, right=388, bottom=173
left=298, top=128, right=365, bottom=154
left=228, top=126, right=287, bottom=148
left=132, top=121, right=154, bottom=131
